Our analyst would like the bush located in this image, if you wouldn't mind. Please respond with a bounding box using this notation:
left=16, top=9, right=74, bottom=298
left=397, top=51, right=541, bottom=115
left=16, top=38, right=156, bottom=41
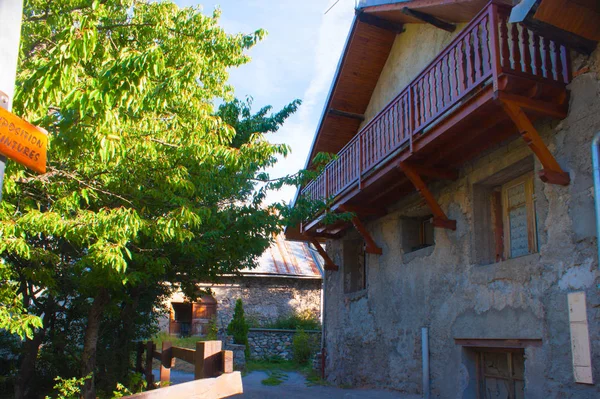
left=265, top=310, right=321, bottom=330
left=227, top=299, right=249, bottom=357
left=206, top=316, right=218, bottom=340
left=292, top=329, right=317, bottom=365
left=44, top=374, right=91, bottom=399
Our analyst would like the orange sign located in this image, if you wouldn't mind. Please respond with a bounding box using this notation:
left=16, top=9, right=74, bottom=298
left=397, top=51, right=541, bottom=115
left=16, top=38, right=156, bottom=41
left=0, top=106, right=47, bottom=174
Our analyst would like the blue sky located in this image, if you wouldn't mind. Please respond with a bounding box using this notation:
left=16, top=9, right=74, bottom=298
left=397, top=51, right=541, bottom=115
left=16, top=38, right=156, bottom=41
left=174, top=0, right=356, bottom=204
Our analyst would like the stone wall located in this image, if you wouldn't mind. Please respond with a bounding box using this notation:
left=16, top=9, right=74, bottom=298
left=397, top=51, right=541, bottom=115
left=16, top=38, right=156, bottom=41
left=159, top=276, right=322, bottom=336
left=200, top=276, right=322, bottom=331
left=248, top=328, right=321, bottom=360
left=322, top=48, right=600, bottom=397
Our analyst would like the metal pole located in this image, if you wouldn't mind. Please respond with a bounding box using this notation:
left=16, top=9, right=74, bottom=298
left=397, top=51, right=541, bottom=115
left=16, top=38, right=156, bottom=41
left=0, top=0, right=24, bottom=201
left=592, top=132, right=600, bottom=270
left=422, top=327, right=430, bottom=399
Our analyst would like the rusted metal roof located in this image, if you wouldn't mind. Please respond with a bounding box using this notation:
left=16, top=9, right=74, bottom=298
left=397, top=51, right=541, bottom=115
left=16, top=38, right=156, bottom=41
left=240, top=234, right=324, bottom=278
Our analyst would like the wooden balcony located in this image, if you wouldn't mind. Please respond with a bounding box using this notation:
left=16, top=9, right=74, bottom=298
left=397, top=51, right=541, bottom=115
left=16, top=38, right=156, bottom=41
left=300, top=2, right=571, bottom=240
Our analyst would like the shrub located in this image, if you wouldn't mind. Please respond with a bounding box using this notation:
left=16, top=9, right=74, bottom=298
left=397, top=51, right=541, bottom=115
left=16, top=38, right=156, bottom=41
left=265, top=310, right=321, bottom=330
left=245, top=314, right=261, bottom=328
left=292, top=329, right=317, bottom=365
left=44, top=374, right=91, bottom=399
left=227, top=299, right=249, bottom=357
left=206, top=316, right=218, bottom=340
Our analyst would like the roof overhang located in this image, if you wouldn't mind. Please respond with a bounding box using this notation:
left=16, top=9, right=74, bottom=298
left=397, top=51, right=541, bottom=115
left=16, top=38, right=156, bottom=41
left=509, top=0, right=599, bottom=54
left=286, top=0, right=510, bottom=241
left=304, top=0, right=510, bottom=171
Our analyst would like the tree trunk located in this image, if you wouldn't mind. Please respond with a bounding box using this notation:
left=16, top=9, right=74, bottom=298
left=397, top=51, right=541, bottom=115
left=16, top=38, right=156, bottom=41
left=115, top=287, right=141, bottom=383
left=14, top=286, right=53, bottom=399
left=14, top=329, right=45, bottom=399
left=81, top=288, right=110, bottom=399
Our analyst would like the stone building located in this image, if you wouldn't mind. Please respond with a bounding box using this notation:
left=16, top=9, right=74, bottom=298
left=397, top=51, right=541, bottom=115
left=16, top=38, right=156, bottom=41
left=160, top=233, right=323, bottom=335
left=287, top=0, right=600, bottom=398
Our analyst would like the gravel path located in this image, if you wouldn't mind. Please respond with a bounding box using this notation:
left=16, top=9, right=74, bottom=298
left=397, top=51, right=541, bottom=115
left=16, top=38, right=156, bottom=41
left=153, top=369, right=419, bottom=398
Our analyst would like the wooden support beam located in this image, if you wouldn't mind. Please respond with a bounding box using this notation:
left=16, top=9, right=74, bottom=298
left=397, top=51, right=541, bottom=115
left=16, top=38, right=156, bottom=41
left=356, top=11, right=404, bottom=34
left=495, top=91, right=567, bottom=119
left=160, top=341, right=172, bottom=386
left=308, top=237, right=338, bottom=271
left=347, top=215, right=383, bottom=255
left=501, top=101, right=570, bottom=185
left=455, top=338, right=542, bottom=349
left=328, top=108, right=365, bottom=121
left=195, top=341, right=222, bottom=380
left=145, top=341, right=155, bottom=388
left=328, top=222, right=353, bottom=236
left=338, top=204, right=386, bottom=217
left=302, top=213, right=325, bottom=234
left=172, top=346, right=196, bottom=365
left=399, top=162, right=457, bottom=230
left=401, top=7, right=455, bottom=32
left=309, top=231, right=339, bottom=239
left=398, top=162, right=458, bottom=180
left=220, top=350, right=233, bottom=374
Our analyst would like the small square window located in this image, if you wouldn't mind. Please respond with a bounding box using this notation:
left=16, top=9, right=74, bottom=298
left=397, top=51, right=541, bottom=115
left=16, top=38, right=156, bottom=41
left=420, top=218, right=434, bottom=249
left=343, top=239, right=366, bottom=293
left=402, top=215, right=434, bottom=253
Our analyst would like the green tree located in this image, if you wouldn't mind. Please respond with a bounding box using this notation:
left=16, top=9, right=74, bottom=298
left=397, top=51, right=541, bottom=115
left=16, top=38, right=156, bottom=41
left=0, top=1, right=322, bottom=398
left=227, top=299, right=249, bottom=357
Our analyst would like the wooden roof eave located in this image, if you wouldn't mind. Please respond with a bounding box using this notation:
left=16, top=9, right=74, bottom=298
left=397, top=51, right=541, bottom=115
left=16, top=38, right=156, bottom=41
left=304, top=16, right=360, bottom=173
left=286, top=15, right=361, bottom=220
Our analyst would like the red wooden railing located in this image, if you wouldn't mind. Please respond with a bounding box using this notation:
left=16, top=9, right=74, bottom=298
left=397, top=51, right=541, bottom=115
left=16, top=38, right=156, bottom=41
left=301, top=2, right=570, bottom=204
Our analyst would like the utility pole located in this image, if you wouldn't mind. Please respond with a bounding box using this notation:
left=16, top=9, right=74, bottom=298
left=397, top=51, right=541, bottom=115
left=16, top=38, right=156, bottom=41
left=0, top=0, right=24, bottom=201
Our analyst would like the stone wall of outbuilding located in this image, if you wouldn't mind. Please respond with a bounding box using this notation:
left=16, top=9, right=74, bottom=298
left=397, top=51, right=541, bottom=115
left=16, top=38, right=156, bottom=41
left=203, top=276, right=322, bottom=332
left=248, top=329, right=321, bottom=360
left=159, top=276, right=322, bottom=336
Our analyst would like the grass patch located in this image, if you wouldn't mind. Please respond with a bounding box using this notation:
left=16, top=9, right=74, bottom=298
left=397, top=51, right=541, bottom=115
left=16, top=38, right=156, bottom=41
left=152, top=332, right=205, bottom=349
left=246, top=357, right=298, bottom=373
left=260, top=370, right=288, bottom=386
left=304, top=368, right=328, bottom=387
left=246, top=357, right=328, bottom=387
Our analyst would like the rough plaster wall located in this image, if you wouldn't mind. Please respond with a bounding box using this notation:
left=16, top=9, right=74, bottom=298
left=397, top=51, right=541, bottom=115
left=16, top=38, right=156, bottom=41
left=202, top=277, right=322, bottom=331
left=323, top=47, right=600, bottom=398
left=361, top=22, right=467, bottom=127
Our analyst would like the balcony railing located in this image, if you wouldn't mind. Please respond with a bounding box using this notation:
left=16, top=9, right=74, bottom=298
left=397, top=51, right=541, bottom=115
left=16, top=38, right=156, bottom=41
left=301, top=2, right=570, bottom=203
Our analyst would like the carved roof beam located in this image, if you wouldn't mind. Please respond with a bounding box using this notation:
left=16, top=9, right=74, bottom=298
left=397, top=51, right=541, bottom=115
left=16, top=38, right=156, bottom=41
left=398, top=161, right=457, bottom=230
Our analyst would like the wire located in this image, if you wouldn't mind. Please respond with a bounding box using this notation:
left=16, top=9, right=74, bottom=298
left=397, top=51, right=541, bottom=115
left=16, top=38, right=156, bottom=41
left=324, top=0, right=341, bottom=15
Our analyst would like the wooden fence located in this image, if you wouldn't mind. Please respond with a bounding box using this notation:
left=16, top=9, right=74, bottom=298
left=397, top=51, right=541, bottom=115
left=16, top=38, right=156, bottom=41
left=130, top=340, right=241, bottom=398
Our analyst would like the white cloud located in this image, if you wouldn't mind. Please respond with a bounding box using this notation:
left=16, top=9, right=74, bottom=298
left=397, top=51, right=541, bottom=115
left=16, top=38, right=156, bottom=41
left=263, top=0, right=355, bottom=205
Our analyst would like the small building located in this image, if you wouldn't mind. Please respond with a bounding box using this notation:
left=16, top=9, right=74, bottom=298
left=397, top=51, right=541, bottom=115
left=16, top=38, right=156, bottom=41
left=161, top=233, right=324, bottom=336
left=288, top=0, right=600, bottom=398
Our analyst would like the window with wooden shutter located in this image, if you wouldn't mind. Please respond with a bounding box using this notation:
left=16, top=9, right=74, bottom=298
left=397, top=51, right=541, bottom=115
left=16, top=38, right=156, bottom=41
left=501, top=173, right=537, bottom=259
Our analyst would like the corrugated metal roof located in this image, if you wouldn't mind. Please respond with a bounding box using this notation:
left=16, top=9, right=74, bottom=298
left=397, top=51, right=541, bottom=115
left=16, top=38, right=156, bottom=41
left=240, top=234, right=324, bottom=278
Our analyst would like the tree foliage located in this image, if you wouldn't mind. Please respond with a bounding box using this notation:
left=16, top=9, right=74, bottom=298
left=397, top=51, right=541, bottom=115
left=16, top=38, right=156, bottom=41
left=0, top=1, right=323, bottom=397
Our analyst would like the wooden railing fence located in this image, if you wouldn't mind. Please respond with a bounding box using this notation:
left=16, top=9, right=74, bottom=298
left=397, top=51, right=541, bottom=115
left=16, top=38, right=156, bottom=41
left=134, top=340, right=234, bottom=387
left=301, top=1, right=570, bottom=204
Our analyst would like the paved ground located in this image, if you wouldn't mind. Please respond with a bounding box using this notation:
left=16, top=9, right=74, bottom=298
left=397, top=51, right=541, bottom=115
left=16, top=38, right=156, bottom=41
left=153, top=369, right=419, bottom=398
